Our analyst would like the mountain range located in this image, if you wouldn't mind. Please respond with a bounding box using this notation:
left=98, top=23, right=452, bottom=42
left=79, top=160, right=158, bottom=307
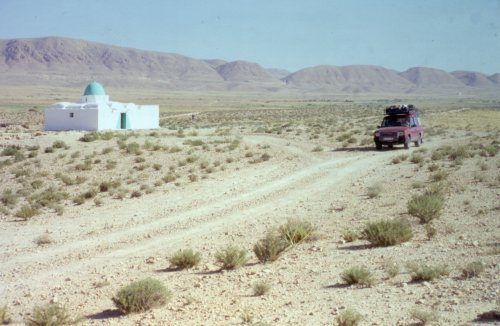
left=1, top=36, right=499, bottom=96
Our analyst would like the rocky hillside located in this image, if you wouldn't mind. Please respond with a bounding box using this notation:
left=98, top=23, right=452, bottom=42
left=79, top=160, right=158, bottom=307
left=1, top=36, right=499, bottom=95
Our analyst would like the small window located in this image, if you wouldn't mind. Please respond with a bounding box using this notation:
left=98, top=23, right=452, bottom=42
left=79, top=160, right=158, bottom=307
left=69, top=112, right=74, bottom=118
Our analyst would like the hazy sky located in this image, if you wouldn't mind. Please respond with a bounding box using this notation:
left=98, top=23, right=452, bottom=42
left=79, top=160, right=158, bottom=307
left=0, top=0, right=499, bottom=74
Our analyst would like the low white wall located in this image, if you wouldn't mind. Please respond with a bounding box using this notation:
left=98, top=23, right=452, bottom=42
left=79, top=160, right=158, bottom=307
left=127, top=105, right=159, bottom=129
left=44, top=107, right=99, bottom=131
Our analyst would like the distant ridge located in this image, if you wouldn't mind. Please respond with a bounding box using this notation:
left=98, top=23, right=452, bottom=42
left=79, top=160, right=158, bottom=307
left=0, top=36, right=499, bottom=96
left=451, top=71, right=495, bottom=87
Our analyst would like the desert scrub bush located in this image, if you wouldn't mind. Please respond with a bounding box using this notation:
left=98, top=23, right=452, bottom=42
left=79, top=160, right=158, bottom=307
left=79, top=132, right=100, bottom=142
left=363, top=219, right=413, bottom=247
left=279, top=219, right=314, bottom=245
left=126, top=142, right=142, bottom=155
left=0, top=305, right=11, bottom=324
left=214, top=245, right=249, bottom=270
left=429, top=170, right=448, bottom=182
left=407, top=188, right=445, bottom=224
left=186, top=155, right=199, bottom=163
left=169, top=248, right=201, bottom=270
left=31, top=180, right=44, bottom=189
left=253, top=280, right=270, bottom=296
left=227, top=139, right=240, bottom=151
left=112, top=278, right=171, bottom=314
left=422, top=223, right=436, bottom=240
left=74, top=159, right=92, bottom=171
left=34, top=234, right=53, bottom=246
left=366, top=183, right=382, bottom=198
left=410, top=154, right=424, bottom=164
left=312, top=146, right=323, bottom=152
left=52, top=140, right=68, bottom=149
left=342, top=230, right=358, bottom=242
left=44, top=146, right=55, bottom=153
left=410, top=308, right=439, bottom=325
left=26, top=304, right=77, bottom=325
left=240, top=308, right=253, bottom=324
left=130, top=190, right=142, bottom=198
left=341, top=266, right=374, bottom=287
left=253, top=232, right=289, bottom=263
left=99, top=180, right=121, bottom=192
left=1, top=189, right=18, bottom=208
left=1, top=145, right=20, bottom=157
left=336, top=308, right=363, bottom=326
left=461, top=261, right=485, bottom=279
left=406, top=262, right=449, bottom=282
left=163, top=174, right=177, bottom=183
left=184, top=139, right=204, bottom=146
left=15, top=205, right=39, bottom=220
left=391, top=156, right=402, bottom=164
left=188, top=174, right=198, bottom=182
left=383, top=260, right=400, bottom=279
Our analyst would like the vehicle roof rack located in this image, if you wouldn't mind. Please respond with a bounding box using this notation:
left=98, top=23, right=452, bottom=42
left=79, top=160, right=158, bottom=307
left=385, top=104, right=417, bottom=115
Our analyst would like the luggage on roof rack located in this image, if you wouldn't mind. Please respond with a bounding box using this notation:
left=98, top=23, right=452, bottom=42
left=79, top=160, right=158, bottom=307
left=385, top=104, right=416, bottom=115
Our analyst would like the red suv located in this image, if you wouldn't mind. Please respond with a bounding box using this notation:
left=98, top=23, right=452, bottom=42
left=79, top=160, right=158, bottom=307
left=374, top=105, right=423, bottom=150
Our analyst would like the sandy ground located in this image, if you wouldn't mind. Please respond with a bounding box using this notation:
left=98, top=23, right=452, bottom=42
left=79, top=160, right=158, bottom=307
left=0, top=110, right=499, bottom=325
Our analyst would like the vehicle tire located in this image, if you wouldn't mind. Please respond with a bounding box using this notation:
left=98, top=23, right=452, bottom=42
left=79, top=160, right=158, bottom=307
left=375, top=142, right=382, bottom=150
left=404, top=137, right=410, bottom=149
left=414, top=135, right=421, bottom=147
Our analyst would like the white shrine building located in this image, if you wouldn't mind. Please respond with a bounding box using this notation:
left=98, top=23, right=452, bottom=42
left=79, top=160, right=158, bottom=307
left=44, top=81, right=159, bottom=131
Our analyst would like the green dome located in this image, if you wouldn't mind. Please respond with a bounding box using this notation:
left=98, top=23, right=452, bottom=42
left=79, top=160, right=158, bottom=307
left=83, top=81, right=106, bottom=96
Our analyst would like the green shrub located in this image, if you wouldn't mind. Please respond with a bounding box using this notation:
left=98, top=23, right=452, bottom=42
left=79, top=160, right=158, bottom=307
left=312, top=146, right=323, bottom=152
left=407, top=189, right=445, bottom=223
left=214, top=245, right=249, bottom=270
left=410, top=308, right=439, bottom=325
left=341, top=266, right=374, bottom=287
left=34, top=234, right=53, bottom=246
left=126, top=142, right=142, bottom=155
left=253, top=280, right=270, bottom=296
left=1, top=189, right=18, bottom=208
left=169, top=248, right=202, bottom=270
left=366, top=183, right=382, bottom=198
left=26, top=304, right=77, bottom=325
left=430, top=170, right=448, bottom=182
left=253, top=232, right=289, bottom=263
left=383, top=260, right=400, bottom=279
left=15, top=205, right=39, bottom=220
left=336, top=308, right=363, bottom=326
left=130, top=190, right=142, bottom=198
left=163, top=174, right=176, bottom=183
left=79, top=132, right=100, bottom=142
left=423, top=223, right=436, bottom=239
left=0, top=305, right=11, bottom=324
left=342, top=230, right=358, bottom=242
left=410, top=154, right=424, bottom=164
left=112, top=278, right=171, bottom=314
left=31, top=180, right=44, bottom=189
left=461, top=261, right=485, bottom=279
left=44, top=147, right=54, bottom=153
left=52, top=140, right=68, bottom=149
left=184, top=139, right=204, bottom=146
left=363, top=219, right=412, bottom=246
left=99, top=180, right=120, bottom=192
left=407, top=262, right=449, bottom=282
left=279, top=219, right=314, bottom=245
left=1, top=146, right=20, bottom=156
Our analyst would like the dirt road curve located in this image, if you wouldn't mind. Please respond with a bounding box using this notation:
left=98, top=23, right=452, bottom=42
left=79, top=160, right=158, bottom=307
left=1, top=135, right=390, bottom=292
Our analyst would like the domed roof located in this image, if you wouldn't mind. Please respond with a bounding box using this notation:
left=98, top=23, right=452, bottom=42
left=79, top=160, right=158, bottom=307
left=83, top=81, right=106, bottom=96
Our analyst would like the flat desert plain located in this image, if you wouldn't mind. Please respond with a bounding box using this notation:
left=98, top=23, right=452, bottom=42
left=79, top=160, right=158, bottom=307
left=0, top=94, right=499, bottom=325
